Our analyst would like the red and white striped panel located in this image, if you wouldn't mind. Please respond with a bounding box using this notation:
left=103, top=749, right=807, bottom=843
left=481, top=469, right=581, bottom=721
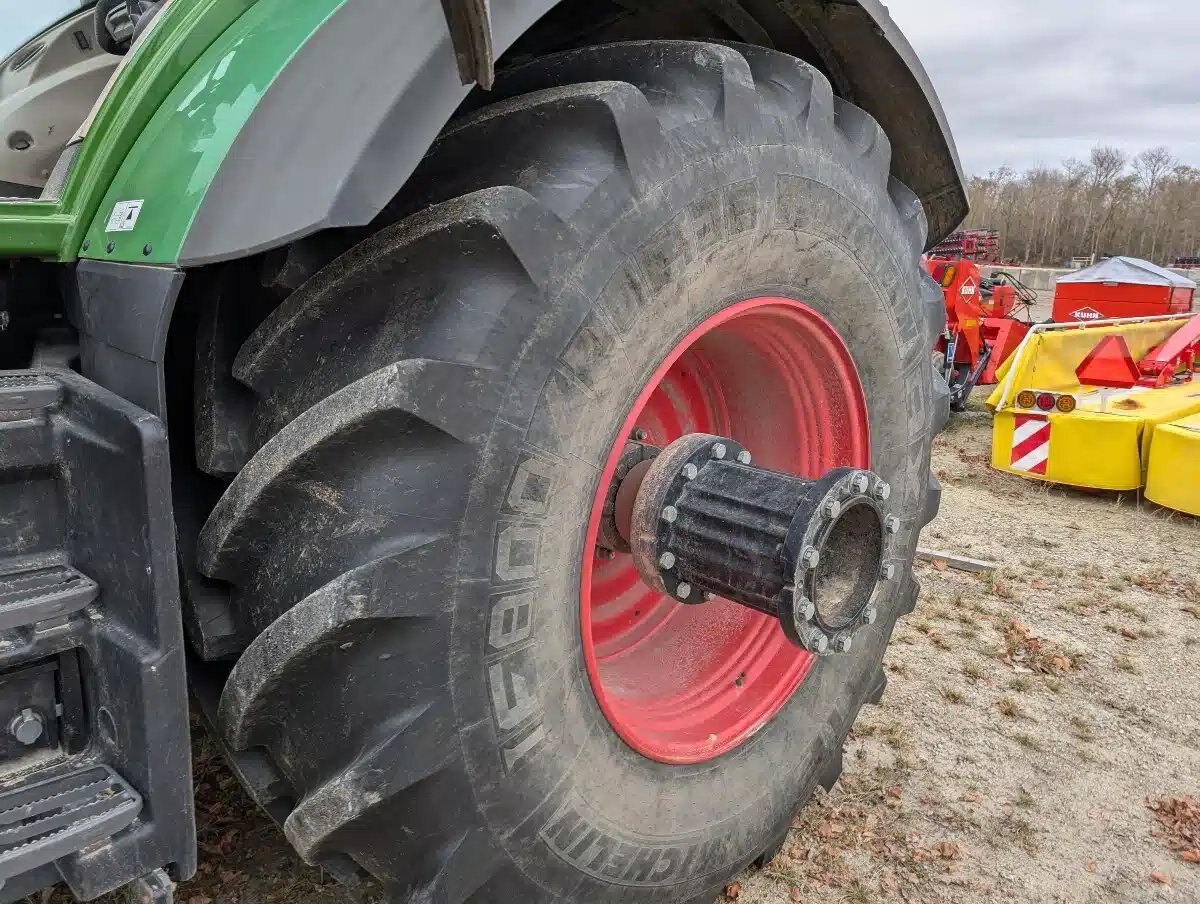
left=1010, top=415, right=1051, bottom=475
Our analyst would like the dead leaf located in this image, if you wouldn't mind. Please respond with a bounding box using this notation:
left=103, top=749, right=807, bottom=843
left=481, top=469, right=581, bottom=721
left=1030, top=579, right=1053, bottom=590
left=1150, top=871, right=1172, bottom=886
left=1084, top=860, right=1098, bottom=873
left=790, top=888, right=803, bottom=903
left=963, top=792, right=983, bottom=804
left=888, top=786, right=904, bottom=799
left=933, top=559, right=949, bottom=572
left=1151, top=796, right=1200, bottom=862
left=1121, top=628, right=1139, bottom=640
left=724, top=881, right=743, bottom=899
left=935, top=841, right=962, bottom=859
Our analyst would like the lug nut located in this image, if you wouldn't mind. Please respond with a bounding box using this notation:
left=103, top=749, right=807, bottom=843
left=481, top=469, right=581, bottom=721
left=658, top=551, right=676, bottom=570
left=711, top=443, right=727, bottom=460
left=736, top=450, right=752, bottom=464
left=801, top=546, right=820, bottom=569
left=885, top=514, right=900, bottom=534
left=9, top=709, right=44, bottom=746
left=704, top=591, right=716, bottom=601
left=682, top=463, right=699, bottom=480
left=836, top=635, right=853, bottom=653
left=797, top=597, right=816, bottom=620
left=873, top=480, right=892, bottom=501
left=862, top=606, right=878, bottom=625
left=596, top=547, right=615, bottom=561
left=633, top=428, right=648, bottom=441
left=661, top=506, right=678, bottom=524
left=823, top=498, right=843, bottom=519
left=880, top=563, right=895, bottom=581
left=850, top=473, right=870, bottom=494
left=676, top=582, right=692, bottom=599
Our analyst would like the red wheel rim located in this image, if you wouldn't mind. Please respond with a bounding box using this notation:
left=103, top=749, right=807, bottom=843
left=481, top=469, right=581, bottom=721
left=580, top=297, right=870, bottom=764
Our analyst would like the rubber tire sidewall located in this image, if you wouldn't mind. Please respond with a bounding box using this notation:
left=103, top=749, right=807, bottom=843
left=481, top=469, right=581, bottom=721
left=448, top=141, right=932, bottom=901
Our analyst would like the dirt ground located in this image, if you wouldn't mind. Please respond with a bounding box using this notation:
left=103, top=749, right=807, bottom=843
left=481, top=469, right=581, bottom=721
left=30, top=391, right=1200, bottom=904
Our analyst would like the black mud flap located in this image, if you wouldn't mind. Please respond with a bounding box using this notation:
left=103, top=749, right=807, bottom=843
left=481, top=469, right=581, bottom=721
left=0, top=371, right=194, bottom=902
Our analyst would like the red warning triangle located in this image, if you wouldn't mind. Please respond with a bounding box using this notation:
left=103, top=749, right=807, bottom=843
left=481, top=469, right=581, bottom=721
left=1075, top=335, right=1140, bottom=389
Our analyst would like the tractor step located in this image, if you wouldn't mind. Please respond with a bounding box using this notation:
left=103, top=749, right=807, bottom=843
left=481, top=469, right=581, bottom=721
left=0, top=566, right=99, bottom=632
left=0, top=766, right=142, bottom=882
left=0, top=373, right=60, bottom=412
left=0, top=369, right=193, bottom=900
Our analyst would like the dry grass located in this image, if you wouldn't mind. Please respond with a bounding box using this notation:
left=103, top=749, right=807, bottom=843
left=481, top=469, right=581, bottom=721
left=999, top=620, right=1084, bottom=675
left=1114, top=653, right=1140, bottom=674
left=997, top=697, right=1024, bottom=719
left=1069, top=716, right=1096, bottom=742
left=962, top=661, right=986, bottom=681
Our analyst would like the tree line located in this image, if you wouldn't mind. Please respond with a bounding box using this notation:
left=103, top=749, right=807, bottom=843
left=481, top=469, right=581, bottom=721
left=962, top=146, right=1200, bottom=268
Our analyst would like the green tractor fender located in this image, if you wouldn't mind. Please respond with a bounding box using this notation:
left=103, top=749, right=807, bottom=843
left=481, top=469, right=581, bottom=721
left=78, top=0, right=968, bottom=268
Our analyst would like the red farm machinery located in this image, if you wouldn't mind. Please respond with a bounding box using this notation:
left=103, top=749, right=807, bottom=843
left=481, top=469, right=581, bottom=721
left=925, top=257, right=1036, bottom=410
left=929, top=228, right=1002, bottom=263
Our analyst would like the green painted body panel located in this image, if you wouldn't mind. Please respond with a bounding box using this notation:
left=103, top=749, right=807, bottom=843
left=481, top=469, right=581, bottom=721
left=0, top=202, right=73, bottom=255
left=81, top=0, right=345, bottom=264
left=0, top=0, right=258, bottom=259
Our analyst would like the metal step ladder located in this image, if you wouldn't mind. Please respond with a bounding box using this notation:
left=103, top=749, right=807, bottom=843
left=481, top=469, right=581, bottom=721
left=0, top=766, right=142, bottom=883
left=0, top=566, right=99, bottom=632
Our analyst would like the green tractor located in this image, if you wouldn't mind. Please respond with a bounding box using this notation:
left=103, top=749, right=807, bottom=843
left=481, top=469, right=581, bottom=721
left=0, top=1, right=963, bottom=900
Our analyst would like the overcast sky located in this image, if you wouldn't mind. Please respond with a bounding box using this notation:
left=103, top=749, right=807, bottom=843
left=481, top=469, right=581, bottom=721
left=887, top=0, right=1200, bottom=177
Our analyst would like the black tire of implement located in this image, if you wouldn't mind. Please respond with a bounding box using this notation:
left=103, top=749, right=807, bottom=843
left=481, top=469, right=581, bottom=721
left=196, top=40, right=949, bottom=903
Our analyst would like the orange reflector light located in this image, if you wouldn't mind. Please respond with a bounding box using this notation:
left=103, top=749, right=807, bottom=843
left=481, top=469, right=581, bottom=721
left=1056, top=394, right=1077, bottom=413
left=1016, top=390, right=1037, bottom=408
left=1075, top=335, right=1140, bottom=389
left=1036, top=393, right=1056, bottom=411
left=940, top=265, right=958, bottom=288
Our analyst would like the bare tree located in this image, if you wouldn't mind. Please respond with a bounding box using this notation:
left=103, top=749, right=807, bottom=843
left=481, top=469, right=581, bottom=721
left=963, top=145, right=1200, bottom=266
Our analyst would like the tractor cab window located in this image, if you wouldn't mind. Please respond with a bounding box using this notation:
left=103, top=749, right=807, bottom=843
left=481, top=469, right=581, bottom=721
left=1, top=2, right=115, bottom=199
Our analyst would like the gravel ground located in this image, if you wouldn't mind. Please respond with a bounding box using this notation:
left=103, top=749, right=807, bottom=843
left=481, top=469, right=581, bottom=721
left=29, top=392, right=1200, bottom=904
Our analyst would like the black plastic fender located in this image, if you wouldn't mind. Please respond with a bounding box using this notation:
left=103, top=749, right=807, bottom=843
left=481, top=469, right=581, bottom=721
left=178, top=0, right=967, bottom=268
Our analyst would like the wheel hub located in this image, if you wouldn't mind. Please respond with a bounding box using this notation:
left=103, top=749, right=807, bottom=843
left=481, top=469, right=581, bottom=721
left=617, top=433, right=895, bottom=655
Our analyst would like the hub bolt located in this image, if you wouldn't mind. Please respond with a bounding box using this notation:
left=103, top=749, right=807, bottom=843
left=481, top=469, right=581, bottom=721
left=682, top=463, right=699, bottom=480
left=799, top=627, right=829, bottom=654
left=885, top=514, right=900, bottom=534
left=658, top=551, right=676, bottom=570
left=9, top=709, right=44, bottom=746
left=661, top=506, right=678, bottom=524
left=797, top=597, right=816, bottom=620
left=633, top=428, right=648, bottom=441
left=880, top=563, right=895, bottom=581
left=873, top=480, right=892, bottom=501
left=823, top=498, right=842, bottom=519
left=711, top=443, right=727, bottom=460
left=836, top=635, right=853, bottom=653
left=863, top=606, right=878, bottom=625
left=850, top=473, right=870, bottom=494
left=676, top=582, right=692, bottom=599
left=801, top=546, right=820, bottom=569
left=736, top=450, right=752, bottom=465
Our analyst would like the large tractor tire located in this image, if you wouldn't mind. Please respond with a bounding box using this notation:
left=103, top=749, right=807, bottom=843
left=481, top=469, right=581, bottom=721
left=195, top=40, right=947, bottom=902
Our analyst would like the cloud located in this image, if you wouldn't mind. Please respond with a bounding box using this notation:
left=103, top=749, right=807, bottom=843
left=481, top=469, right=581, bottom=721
left=885, top=0, right=1200, bottom=175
